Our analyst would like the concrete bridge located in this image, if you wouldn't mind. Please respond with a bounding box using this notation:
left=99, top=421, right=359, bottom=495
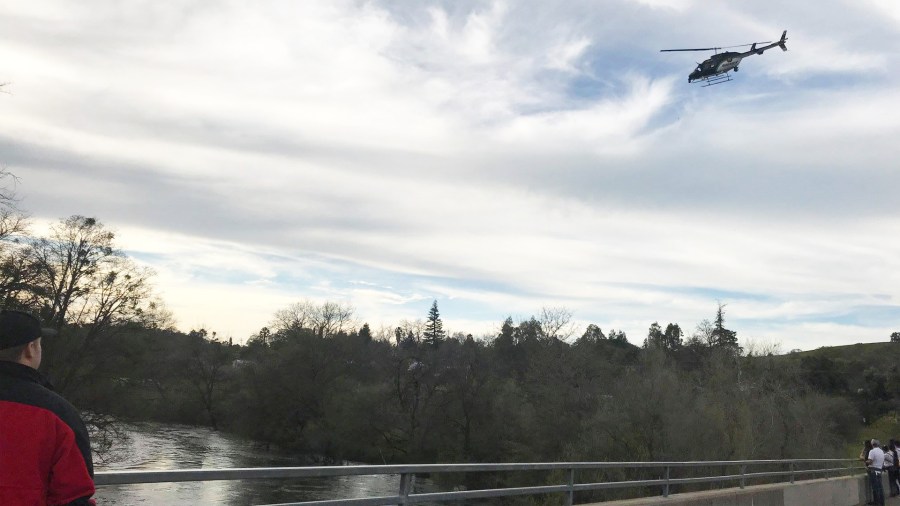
left=95, top=459, right=887, bottom=505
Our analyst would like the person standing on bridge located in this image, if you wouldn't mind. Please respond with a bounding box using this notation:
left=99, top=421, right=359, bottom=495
left=0, top=309, right=95, bottom=505
left=889, top=440, right=900, bottom=497
left=882, top=443, right=895, bottom=496
left=867, top=438, right=886, bottom=506
left=862, top=439, right=875, bottom=504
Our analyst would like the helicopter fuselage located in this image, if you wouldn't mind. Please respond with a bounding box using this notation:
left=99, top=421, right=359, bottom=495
left=688, top=52, right=743, bottom=82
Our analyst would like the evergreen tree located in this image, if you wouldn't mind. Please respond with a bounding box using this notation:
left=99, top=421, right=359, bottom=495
left=359, top=323, right=372, bottom=343
left=496, top=317, right=515, bottom=347
left=423, top=300, right=445, bottom=347
left=644, top=322, right=664, bottom=348
left=663, top=323, right=683, bottom=351
left=607, top=329, right=628, bottom=343
left=579, top=324, right=605, bottom=343
left=644, top=322, right=683, bottom=351
left=711, top=302, right=740, bottom=351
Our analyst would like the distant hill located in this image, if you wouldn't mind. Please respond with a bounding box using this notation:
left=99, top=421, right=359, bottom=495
left=778, top=341, right=900, bottom=425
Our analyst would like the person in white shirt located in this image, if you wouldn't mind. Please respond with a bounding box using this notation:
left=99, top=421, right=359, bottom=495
left=883, top=444, right=894, bottom=469
left=868, top=439, right=886, bottom=506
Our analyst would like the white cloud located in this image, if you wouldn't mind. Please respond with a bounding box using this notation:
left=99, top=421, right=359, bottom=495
left=628, top=0, right=693, bottom=11
left=545, top=37, right=592, bottom=73
left=2, top=0, right=900, bottom=348
left=861, top=0, right=900, bottom=26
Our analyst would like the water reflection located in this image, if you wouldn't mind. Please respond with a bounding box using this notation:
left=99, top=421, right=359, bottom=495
left=95, top=422, right=436, bottom=505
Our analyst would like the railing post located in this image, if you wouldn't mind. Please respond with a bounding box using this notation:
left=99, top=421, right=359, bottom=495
left=398, top=472, right=414, bottom=504
left=789, top=462, right=795, bottom=484
left=566, top=468, right=575, bottom=506
left=663, top=466, right=670, bottom=498
left=740, top=464, right=746, bottom=489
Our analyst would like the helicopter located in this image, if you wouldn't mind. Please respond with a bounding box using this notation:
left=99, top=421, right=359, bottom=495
left=661, top=30, right=788, bottom=86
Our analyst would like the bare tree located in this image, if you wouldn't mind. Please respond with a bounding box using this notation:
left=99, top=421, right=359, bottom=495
left=271, top=299, right=356, bottom=338
left=313, top=301, right=355, bottom=338
left=0, top=169, right=27, bottom=241
left=30, top=216, right=118, bottom=328
left=540, top=306, right=576, bottom=341
left=0, top=170, right=32, bottom=305
left=742, top=338, right=782, bottom=357
left=692, top=318, right=715, bottom=346
left=271, top=300, right=317, bottom=332
left=395, top=319, right=425, bottom=345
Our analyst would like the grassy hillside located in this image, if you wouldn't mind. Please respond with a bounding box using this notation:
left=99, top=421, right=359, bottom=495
left=778, top=342, right=900, bottom=451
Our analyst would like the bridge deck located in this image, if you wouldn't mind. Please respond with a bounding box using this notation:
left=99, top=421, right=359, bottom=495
left=584, top=475, right=900, bottom=506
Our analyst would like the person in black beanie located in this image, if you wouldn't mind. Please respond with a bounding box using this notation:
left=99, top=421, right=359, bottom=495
left=0, top=309, right=95, bottom=505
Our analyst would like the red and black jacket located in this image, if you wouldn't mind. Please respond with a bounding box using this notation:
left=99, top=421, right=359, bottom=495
left=0, top=361, right=95, bottom=505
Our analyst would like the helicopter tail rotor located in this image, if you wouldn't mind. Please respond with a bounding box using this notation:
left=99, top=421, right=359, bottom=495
left=778, top=30, right=788, bottom=51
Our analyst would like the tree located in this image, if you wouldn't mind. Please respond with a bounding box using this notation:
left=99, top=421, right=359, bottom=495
left=663, top=323, right=683, bottom=351
left=182, top=329, right=234, bottom=430
left=246, top=326, right=272, bottom=349
left=359, top=323, right=372, bottom=343
left=0, top=169, right=27, bottom=243
left=711, top=302, right=740, bottom=352
left=692, top=318, right=715, bottom=347
left=0, top=245, right=40, bottom=308
left=495, top=317, right=515, bottom=347
left=25, top=216, right=170, bottom=394
left=607, top=329, right=628, bottom=343
left=644, top=322, right=664, bottom=348
left=423, top=300, right=445, bottom=347
left=394, top=319, right=425, bottom=346
left=271, top=300, right=316, bottom=332
left=890, top=332, right=900, bottom=343
left=644, top=322, right=682, bottom=351
left=29, top=216, right=117, bottom=328
left=315, top=301, right=355, bottom=338
left=579, top=324, right=605, bottom=343
left=515, top=317, right=544, bottom=345
left=540, top=306, right=576, bottom=341
left=271, top=300, right=356, bottom=339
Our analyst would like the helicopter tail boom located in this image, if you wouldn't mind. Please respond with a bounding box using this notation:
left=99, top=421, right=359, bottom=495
left=737, top=30, right=787, bottom=58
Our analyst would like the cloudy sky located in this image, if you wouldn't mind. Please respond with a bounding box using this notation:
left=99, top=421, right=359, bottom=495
left=2, top=0, right=899, bottom=350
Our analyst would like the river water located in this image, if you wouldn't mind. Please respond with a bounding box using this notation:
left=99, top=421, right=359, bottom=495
left=95, top=422, right=445, bottom=505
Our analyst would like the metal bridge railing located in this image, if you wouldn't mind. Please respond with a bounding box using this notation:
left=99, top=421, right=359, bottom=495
left=95, top=459, right=863, bottom=506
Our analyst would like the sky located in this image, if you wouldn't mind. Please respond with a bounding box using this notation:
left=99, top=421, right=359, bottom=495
left=2, top=0, right=900, bottom=350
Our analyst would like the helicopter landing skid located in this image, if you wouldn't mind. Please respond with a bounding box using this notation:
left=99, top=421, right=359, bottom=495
left=698, top=73, right=732, bottom=86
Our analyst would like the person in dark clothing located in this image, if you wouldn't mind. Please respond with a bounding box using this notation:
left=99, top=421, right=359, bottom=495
left=883, top=444, right=897, bottom=497
left=0, top=309, right=95, bottom=505
left=890, top=439, right=900, bottom=497
left=862, top=440, right=874, bottom=505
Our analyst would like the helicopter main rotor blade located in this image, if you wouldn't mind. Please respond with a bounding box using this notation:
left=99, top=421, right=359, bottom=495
left=660, top=47, right=720, bottom=52
left=719, top=41, right=772, bottom=49
left=660, top=41, right=774, bottom=52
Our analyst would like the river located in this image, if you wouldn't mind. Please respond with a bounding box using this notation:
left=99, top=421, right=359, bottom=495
left=95, top=422, right=447, bottom=505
